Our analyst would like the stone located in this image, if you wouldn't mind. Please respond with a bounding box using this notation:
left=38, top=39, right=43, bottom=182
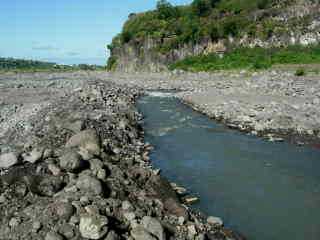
left=104, top=230, right=120, bottom=240
left=32, top=221, right=42, bottom=233
left=122, top=200, right=134, bottom=211
left=124, top=212, right=136, bottom=222
left=79, top=214, right=108, bottom=240
left=131, top=226, right=157, bottom=240
left=45, top=231, right=64, bottom=240
left=23, top=147, right=43, bottom=163
left=66, top=129, right=101, bottom=159
left=76, top=175, right=103, bottom=196
left=43, top=149, right=54, bottom=159
left=187, top=225, right=197, bottom=237
left=0, top=152, right=19, bottom=169
left=48, top=163, right=62, bottom=176
left=207, top=216, right=223, bottom=226
left=55, top=202, right=75, bottom=220
left=59, top=223, right=75, bottom=239
left=142, top=216, right=165, bottom=240
left=9, top=217, right=21, bottom=228
left=59, top=148, right=83, bottom=172
left=37, top=176, right=64, bottom=196
left=178, top=216, right=185, bottom=225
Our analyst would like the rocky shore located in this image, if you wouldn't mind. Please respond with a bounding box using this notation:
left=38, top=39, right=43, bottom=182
left=0, top=72, right=243, bottom=240
left=108, top=71, right=320, bottom=146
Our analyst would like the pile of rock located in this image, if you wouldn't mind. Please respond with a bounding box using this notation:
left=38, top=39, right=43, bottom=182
left=0, top=81, right=243, bottom=240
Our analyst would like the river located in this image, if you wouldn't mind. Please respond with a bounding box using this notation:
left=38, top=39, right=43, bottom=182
left=137, top=92, right=320, bottom=240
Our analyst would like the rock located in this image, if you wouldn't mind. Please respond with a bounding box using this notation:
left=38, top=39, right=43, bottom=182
left=32, top=221, right=42, bottom=233
left=45, top=231, right=64, bottom=240
left=142, top=216, right=165, bottom=240
left=131, top=226, right=157, bottom=240
left=0, top=194, right=6, bottom=203
left=55, top=202, right=75, bottom=220
left=66, top=129, right=101, bottom=159
left=104, top=230, right=120, bottom=240
left=59, top=148, right=83, bottom=172
left=23, top=147, right=43, bottom=163
left=43, top=149, right=54, bottom=159
left=59, top=223, right=75, bottom=239
left=37, top=176, right=65, bottom=196
left=187, top=225, right=197, bottom=237
left=124, top=212, right=136, bottom=222
left=8, top=217, right=21, bottom=228
left=207, top=216, right=223, bottom=226
left=178, top=216, right=185, bottom=225
left=0, top=152, right=19, bottom=169
left=122, top=200, right=134, bottom=212
left=48, top=163, right=62, bottom=176
left=79, top=214, right=108, bottom=240
left=76, top=174, right=103, bottom=196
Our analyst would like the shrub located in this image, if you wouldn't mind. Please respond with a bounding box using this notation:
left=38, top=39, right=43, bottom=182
left=295, top=68, right=305, bottom=76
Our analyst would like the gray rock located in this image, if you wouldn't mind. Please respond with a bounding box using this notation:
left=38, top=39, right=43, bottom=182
left=59, top=148, right=83, bottom=172
left=122, top=200, right=134, bottom=211
left=45, top=231, right=64, bottom=240
left=104, top=230, right=120, bottom=240
left=79, top=214, right=108, bottom=240
left=0, top=152, right=19, bottom=169
left=48, top=163, right=62, bottom=176
left=131, top=226, right=157, bottom=240
left=142, top=216, right=165, bottom=240
left=23, top=147, right=43, bottom=163
left=66, top=129, right=101, bottom=159
left=207, top=216, right=223, bottom=226
left=76, top=174, right=103, bottom=195
left=55, top=201, right=75, bottom=220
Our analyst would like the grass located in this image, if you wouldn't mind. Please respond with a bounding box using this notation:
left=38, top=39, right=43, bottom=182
left=169, top=45, right=320, bottom=72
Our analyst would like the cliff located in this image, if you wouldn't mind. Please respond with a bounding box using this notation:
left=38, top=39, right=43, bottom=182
left=108, top=0, right=320, bottom=72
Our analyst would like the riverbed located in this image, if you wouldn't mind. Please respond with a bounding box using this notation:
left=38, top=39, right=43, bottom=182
left=138, top=92, right=320, bottom=240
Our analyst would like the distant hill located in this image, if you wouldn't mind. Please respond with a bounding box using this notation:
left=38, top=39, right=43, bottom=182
left=0, top=57, right=105, bottom=72
left=108, top=0, right=320, bottom=72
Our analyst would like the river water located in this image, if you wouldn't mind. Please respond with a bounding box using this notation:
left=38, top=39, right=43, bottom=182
left=137, top=92, right=320, bottom=240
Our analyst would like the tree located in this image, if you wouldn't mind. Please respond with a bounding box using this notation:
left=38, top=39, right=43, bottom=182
left=191, top=0, right=212, bottom=17
left=156, top=0, right=179, bottom=19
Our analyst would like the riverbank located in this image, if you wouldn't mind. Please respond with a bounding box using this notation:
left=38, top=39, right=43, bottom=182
left=108, top=70, right=320, bottom=146
left=0, top=72, right=242, bottom=240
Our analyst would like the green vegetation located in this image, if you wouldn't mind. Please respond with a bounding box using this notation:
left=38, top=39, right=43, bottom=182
left=295, top=68, right=306, bottom=76
left=109, top=0, right=297, bottom=52
left=169, top=45, right=320, bottom=71
left=0, top=57, right=105, bottom=72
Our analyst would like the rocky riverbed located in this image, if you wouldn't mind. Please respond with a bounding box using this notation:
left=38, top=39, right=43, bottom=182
left=0, top=72, right=242, bottom=240
left=108, top=70, right=320, bottom=145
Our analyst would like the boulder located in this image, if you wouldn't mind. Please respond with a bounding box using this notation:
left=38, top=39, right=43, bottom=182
left=76, top=174, right=103, bottom=196
left=23, top=147, right=43, bottom=163
left=0, top=152, right=19, bottom=169
left=59, top=148, right=83, bottom=172
left=66, top=129, right=101, bottom=159
left=142, top=216, right=165, bottom=240
left=79, top=214, right=108, bottom=240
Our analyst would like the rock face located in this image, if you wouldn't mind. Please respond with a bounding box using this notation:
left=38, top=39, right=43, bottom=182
left=109, top=1, right=320, bottom=72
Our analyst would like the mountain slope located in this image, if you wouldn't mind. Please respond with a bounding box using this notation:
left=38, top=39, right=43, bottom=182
left=108, top=0, right=320, bottom=72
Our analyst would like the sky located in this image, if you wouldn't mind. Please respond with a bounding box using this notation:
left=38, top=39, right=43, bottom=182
left=0, top=0, right=191, bottom=65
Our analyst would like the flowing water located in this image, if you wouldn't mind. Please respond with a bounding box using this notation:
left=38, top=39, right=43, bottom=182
left=137, top=92, right=320, bottom=240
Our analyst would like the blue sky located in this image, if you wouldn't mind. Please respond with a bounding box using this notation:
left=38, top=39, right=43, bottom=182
left=1, top=0, right=191, bottom=65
